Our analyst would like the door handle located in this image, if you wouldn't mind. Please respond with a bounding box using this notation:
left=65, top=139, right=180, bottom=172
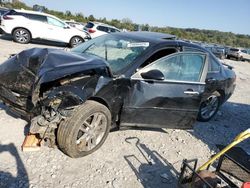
left=184, top=90, right=200, bottom=96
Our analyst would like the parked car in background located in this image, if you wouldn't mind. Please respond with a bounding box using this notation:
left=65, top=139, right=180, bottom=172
left=227, top=48, right=250, bottom=61
left=204, top=45, right=226, bottom=59
left=0, top=9, right=91, bottom=47
left=0, top=32, right=236, bottom=158
left=84, top=21, right=120, bottom=38
left=65, top=20, right=85, bottom=31
left=0, top=7, right=9, bottom=16
left=212, top=46, right=226, bottom=59
left=224, top=46, right=230, bottom=58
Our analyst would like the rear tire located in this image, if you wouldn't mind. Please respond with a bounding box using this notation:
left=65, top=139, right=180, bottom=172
left=57, top=100, right=111, bottom=158
left=13, top=28, right=31, bottom=44
left=69, top=36, right=84, bottom=48
left=197, top=91, right=221, bottom=122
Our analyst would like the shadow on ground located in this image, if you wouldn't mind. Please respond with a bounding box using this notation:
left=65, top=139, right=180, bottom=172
left=123, top=102, right=250, bottom=187
left=191, top=101, right=250, bottom=154
left=0, top=102, right=20, bottom=119
left=119, top=126, right=169, bottom=133
left=0, top=103, right=30, bottom=136
left=0, top=143, right=29, bottom=187
left=124, top=137, right=179, bottom=188
left=0, top=34, right=66, bottom=48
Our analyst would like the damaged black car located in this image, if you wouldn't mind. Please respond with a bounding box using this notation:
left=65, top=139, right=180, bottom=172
left=0, top=32, right=236, bottom=158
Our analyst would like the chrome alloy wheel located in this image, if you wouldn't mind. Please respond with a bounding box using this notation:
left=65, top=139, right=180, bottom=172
left=15, top=29, right=29, bottom=43
left=75, top=112, right=107, bottom=152
left=200, top=95, right=219, bottom=120
left=71, top=37, right=83, bottom=47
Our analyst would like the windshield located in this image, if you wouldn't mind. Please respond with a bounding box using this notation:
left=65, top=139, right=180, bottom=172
left=71, top=34, right=150, bottom=74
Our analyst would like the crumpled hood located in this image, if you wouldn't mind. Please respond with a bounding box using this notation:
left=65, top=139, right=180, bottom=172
left=19, top=48, right=108, bottom=83
left=0, top=48, right=109, bottom=95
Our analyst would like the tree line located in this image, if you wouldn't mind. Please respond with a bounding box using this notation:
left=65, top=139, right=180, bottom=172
left=2, top=1, right=250, bottom=48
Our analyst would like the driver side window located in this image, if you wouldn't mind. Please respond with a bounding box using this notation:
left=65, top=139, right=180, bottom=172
left=134, top=53, right=206, bottom=82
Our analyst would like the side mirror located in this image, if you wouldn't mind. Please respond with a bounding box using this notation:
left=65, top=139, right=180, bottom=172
left=141, top=69, right=164, bottom=80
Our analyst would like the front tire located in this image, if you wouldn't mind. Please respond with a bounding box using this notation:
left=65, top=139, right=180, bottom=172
left=13, top=28, right=31, bottom=44
left=197, top=91, right=221, bottom=122
left=57, top=100, right=111, bottom=158
left=69, top=36, right=84, bottom=48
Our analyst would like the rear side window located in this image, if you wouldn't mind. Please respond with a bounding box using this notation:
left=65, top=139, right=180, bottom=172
left=25, top=14, right=47, bottom=22
left=183, top=46, right=220, bottom=73
left=97, top=26, right=109, bottom=32
left=5, top=10, right=23, bottom=16
left=85, top=22, right=94, bottom=28
left=208, top=56, right=220, bottom=73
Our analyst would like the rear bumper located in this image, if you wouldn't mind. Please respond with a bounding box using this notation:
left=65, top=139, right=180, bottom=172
left=223, top=83, right=236, bottom=104
left=0, top=27, right=3, bottom=34
left=0, top=25, right=11, bottom=34
left=227, top=53, right=239, bottom=58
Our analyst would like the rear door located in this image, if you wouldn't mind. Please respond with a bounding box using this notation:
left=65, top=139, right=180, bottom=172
left=120, top=52, right=208, bottom=129
left=95, top=26, right=109, bottom=37
left=25, top=13, right=48, bottom=39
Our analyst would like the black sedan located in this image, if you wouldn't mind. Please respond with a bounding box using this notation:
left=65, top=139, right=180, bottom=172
left=0, top=32, right=236, bottom=157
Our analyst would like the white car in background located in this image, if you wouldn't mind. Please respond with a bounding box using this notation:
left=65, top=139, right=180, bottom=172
left=227, top=48, right=250, bottom=61
left=84, top=21, right=120, bottom=38
left=65, top=21, right=85, bottom=31
left=0, top=9, right=90, bottom=47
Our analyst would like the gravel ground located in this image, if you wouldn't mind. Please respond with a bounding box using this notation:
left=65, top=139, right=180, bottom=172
left=0, top=35, right=249, bottom=188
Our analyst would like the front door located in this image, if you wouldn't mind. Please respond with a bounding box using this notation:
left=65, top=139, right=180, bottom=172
left=120, top=52, right=208, bottom=129
left=45, top=16, right=67, bottom=42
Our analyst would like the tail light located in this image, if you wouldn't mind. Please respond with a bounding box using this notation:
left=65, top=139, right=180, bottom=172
left=88, top=28, right=96, bottom=33
left=3, top=15, right=14, bottom=20
left=242, top=182, right=250, bottom=188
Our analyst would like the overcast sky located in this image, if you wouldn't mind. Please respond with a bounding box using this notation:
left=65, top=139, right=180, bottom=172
left=22, top=0, right=250, bottom=35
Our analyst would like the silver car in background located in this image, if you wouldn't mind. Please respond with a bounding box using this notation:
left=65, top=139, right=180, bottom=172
left=227, top=48, right=250, bottom=61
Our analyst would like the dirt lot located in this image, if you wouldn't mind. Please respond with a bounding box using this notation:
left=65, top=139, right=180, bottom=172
left=0, top=35, right=249, bottom=188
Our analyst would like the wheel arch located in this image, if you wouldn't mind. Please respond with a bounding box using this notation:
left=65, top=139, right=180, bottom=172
left=12, top=27, right=32, bottom=39
left=216, top=89, right=225, bottom=104
left=88, top=96, right=110, bottom=110
left=38, top=84, right=87, bottom=109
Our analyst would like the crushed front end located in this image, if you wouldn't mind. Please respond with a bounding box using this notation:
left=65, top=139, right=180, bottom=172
left=0, top=47, right=111, bottom=150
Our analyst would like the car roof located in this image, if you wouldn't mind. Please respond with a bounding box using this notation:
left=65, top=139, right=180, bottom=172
left=13, top=9, right=59, bottom=19
left=111, top=32, right=211, bottom=54
left=113, top=31, right=176, bottom=43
